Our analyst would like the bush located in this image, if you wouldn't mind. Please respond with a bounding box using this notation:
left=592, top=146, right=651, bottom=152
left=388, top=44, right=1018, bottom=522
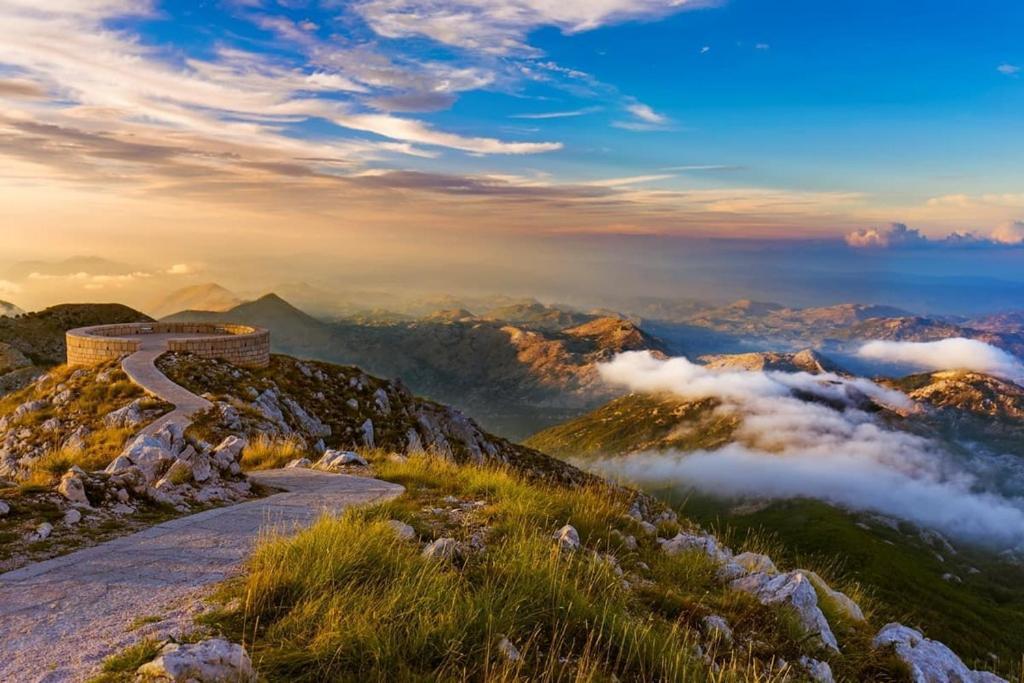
left=240, top=434, right=308, bottom=471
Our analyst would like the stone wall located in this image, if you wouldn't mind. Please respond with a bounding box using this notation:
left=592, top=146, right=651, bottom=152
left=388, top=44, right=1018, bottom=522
left=66, top=323, right=270, bottom=368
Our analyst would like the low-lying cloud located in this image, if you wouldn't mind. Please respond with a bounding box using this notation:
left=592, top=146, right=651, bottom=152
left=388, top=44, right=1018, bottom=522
left=857, top=338, right=1024, bottom=382
left=591, top=351, right=1024, bottom=549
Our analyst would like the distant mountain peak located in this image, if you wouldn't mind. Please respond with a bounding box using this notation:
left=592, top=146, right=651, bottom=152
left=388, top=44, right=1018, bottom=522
left=148, top=282, right=243, bottom=318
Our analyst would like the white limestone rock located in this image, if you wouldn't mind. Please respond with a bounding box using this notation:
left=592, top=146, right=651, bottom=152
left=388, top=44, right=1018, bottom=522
left=0, top=500, right=9, bottom=516
left=191, top=453, right=212, bottom=483
left=387, top=519, right=416, bottom=541
left=136, top=638, right=256, bottom=682
left=802, top=569, right=866, bottom=622
left=63, top=508, right=82, bottom=525
left=733, top=552, right=777, bottom=575
left=702, top=614, right=733, bottom=645
left=285, top=458, right=312, bottom=469
left=731, top=571, right=839, bottom=651
left=58, top=470, right=89, bottom=505
left=659, top=531, right=732, bottom=563
left=212, top=436, right=247, bottom=471
left=799, top=656, right=835, bottom=683
left=317, top=449, right=367, bottom=469
left=422, top=537, right=459, bottom=562
left=553, top=524, right=581, bottom=552
left=497, top=637, right=521, bottom=662
left=873, top=623, right=1007, bottom=683
left=102, top=399, right=147, bottom=429
left=28, top=522, right=52, bottom=541
left=361, top=418, right=375, bottom=448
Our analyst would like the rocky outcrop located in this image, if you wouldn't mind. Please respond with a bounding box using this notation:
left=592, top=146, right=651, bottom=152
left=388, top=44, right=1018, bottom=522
left=136, top=638, right=256, bottom=682
left=873, top=623, right=1007, bottom=683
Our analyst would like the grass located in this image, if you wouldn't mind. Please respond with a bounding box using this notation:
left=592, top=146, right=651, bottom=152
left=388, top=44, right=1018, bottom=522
left=240, top=434, right=309, bottom=471
left=198, top=452, right=902, bottom=682
left=86, top=638, right=164, bottom=683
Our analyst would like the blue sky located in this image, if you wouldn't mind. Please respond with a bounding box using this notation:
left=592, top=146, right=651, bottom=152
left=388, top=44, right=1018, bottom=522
left=1, top=0, right=1023, bottom=279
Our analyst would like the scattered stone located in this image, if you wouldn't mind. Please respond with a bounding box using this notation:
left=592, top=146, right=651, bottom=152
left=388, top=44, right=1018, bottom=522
left=28, top=522, right=53, bottom=541
left=285, top=458, right=312, bottom=469
left=0, top=500, right=9, bottom=516
left=63, top=508, right=82, bottom=525
left=553, top=524, right=580, bottom=552
left=638, top=521, right=657, bottom=536
left=387, top=519, right=416, bottom=541
left=191, top=454, right=212, bottom=483
left=497, top=637, right=521, bottom=662
left=360, top=418, right=375, bottom=448
left=58, top=470, right=90, bottom=505
left=136, top=638, right=256, bottom=682
left=659, top=531, right=731, bottom=563
left=317, top=450, right=368, bottom=469
left=874, top=623, right=1007, bottom=683
left=731, top=571, right=839, bottom=651
left=798, top=656, right=835, bottom=683
left=702, top=615, right=733, bottom=645
left=422, top=537, right=459, bottom=562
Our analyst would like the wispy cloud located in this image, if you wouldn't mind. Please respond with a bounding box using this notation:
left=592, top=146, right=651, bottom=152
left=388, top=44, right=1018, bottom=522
left=511, top=107, right=601, bottom=120
left=997, top=63, right=1021, bottom=76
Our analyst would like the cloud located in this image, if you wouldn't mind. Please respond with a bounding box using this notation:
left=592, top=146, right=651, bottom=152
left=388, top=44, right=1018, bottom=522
left=26, top=270, right=153, bottom=289
left=858, top=338, right=1024, bottom=382
left=991, top=220, right=1024, bottom=245
left=0, top=280, right=23, bottom=297
left=845, top=222, right=927, bottom=248
left=997, top=64, right=1021, bottom=76
left=591, top=351, right=1024, bottom=548
left=626, top=103, right=668, bottom=125
left=166, top=263, right=194, bottom=275
left=845, top=221, right=1024, bottom=249
left=755, top=43, right=770, bottom=50
left=700, top=46, right=711, bottom=54
left=511, top=107, right=601, bottom=120
left=352, top=0, right=720, bottom=55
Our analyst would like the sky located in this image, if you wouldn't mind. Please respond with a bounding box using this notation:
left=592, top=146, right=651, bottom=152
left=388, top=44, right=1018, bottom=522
left=1, top=0, right=1023, bottom=310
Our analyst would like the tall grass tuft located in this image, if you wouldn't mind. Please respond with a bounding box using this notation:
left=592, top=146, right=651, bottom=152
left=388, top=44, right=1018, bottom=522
left=240, top=435, right=309, bottom=471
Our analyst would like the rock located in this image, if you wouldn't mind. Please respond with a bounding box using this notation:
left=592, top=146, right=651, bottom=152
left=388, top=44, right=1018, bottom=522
left=374, top=388, right=391, bottom=415
left=63, top=508, right=82, bottom=525
left=105, top=455, right=134, bottom=474
left=13, top=399, right=47, bottom=418
left=873, top=623, right=1007, bottom=683
left=191, top=453, right=212, bottom=483
left=0, top=500, right=9, bottom=516
left=731, top=571, right=839, bottom=651
left=553, top=524, right=580, bottom=552
left=702, top=615, right=733, bottom=645
left=58, top=470, right=90, bottom=505
left=285, top=458, right=312, bottom=469
left=387, top=519, right=416, bottom=541
left=317, top=449, right=368, bottom=469
left=28, top=522, right=52, bottom=541
left=497, top=637, right=520, bottom=662
left=102, top=399, right=147, bottom=428
left=130, top=445, right=176, bottom=483
left=802, top=570, right=866, bottom=622
left=659, top=532, right=731, bottom=563
left=212, top=436, right=247, bottom=471
left=422, top=537, right=459, bottom=562
left=136, top=638, right=256, bottom=682
left=638, top=521, right=657, bottom=536
left=361, top=418, right=375, bottom=448
left=716, top=561, right=748, bottom=582
left=799, top=656, right=835, bottom=683
left=734, top=552, right=777, bottom=575
left=39, top=417, right=61, bottom=433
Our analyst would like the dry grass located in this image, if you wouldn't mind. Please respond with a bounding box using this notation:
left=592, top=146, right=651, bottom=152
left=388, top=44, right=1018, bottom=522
left=240, top=434, right=309, bottom=471
left=199, top=453, right=898, bottom=682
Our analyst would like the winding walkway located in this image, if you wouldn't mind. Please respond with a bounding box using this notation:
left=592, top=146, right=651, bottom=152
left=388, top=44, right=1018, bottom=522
left=0, top=470, right=404, bottom=682
left=0, top=336, right=405, bottom=681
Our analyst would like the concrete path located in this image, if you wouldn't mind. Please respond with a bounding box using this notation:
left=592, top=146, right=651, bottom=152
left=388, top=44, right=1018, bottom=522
left=118, top=333, right=220, bottom=437
left=0, top=469, right=404, bottom=682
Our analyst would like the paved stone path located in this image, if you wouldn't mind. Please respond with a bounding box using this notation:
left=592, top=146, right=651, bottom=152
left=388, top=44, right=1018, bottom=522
left=117, top=333, right=219, bottom=437
left=0, top=469, right=404, bottom=682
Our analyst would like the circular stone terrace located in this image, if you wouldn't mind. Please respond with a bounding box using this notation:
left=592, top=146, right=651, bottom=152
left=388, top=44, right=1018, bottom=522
left=66, top=322, right=270, bottom=369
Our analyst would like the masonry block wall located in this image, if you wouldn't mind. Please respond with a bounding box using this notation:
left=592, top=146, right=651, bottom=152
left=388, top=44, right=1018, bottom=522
left=66, top=323, right=271, bottom=368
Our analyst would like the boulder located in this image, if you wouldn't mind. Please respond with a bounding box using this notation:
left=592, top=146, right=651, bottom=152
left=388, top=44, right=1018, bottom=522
left=130, top=446, right=176, bottom=483
left=63, top=508, right=82, bottom=525
left=285, top=458, right=312, bottom=469
left=191, top=453, right=212, bottom=483
left=731, top=571, right=839, bottom=651
left=553, top=524, right=581, bottom=552
left=136, top=638, right=256, bottom=682
left=802, top=569, right=865, bottom=623
left=102, top=399, right=147, bottom=428
left=0, top=500, right=10, bottom=516
left=387, top=519, right=417, bottom=541
left=317, top=450, right=368, bottom=469
left=360, top=419, right=375, bottom=448
left=659, top=531, right=731, bottom=563
left=799, top=656, right=835, bottom=683
left=702, top=615, right=733, bottom=645
left=873, top=623, right=1007, bottom=683
left=58, top=470, right=90, bottom=505
left=212, top=436, right=247, bottom=471
left=422, top=537, right=459, bottom=562
left=28, top=522, right=52, bottom=541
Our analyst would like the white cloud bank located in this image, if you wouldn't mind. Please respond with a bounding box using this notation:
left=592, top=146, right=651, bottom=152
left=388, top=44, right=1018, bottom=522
left=858, top=338, right=1024, bottom=382
left=845, top=221, right=1024, bottom=249
left=591, top=351, right=1024, bottom=549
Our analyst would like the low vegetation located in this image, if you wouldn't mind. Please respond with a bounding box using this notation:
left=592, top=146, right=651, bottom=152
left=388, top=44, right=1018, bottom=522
left=239, top=434, right=309, bottom=471
left=199, top=452, right=903, bottom=682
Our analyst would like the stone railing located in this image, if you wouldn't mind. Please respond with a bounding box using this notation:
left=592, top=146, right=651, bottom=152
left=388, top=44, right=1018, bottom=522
left=66, top=322, right=271, bottom=368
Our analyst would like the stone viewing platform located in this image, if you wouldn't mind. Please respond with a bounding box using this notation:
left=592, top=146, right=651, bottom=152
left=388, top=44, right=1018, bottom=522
left=66, top=322, right=270, bottom=368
